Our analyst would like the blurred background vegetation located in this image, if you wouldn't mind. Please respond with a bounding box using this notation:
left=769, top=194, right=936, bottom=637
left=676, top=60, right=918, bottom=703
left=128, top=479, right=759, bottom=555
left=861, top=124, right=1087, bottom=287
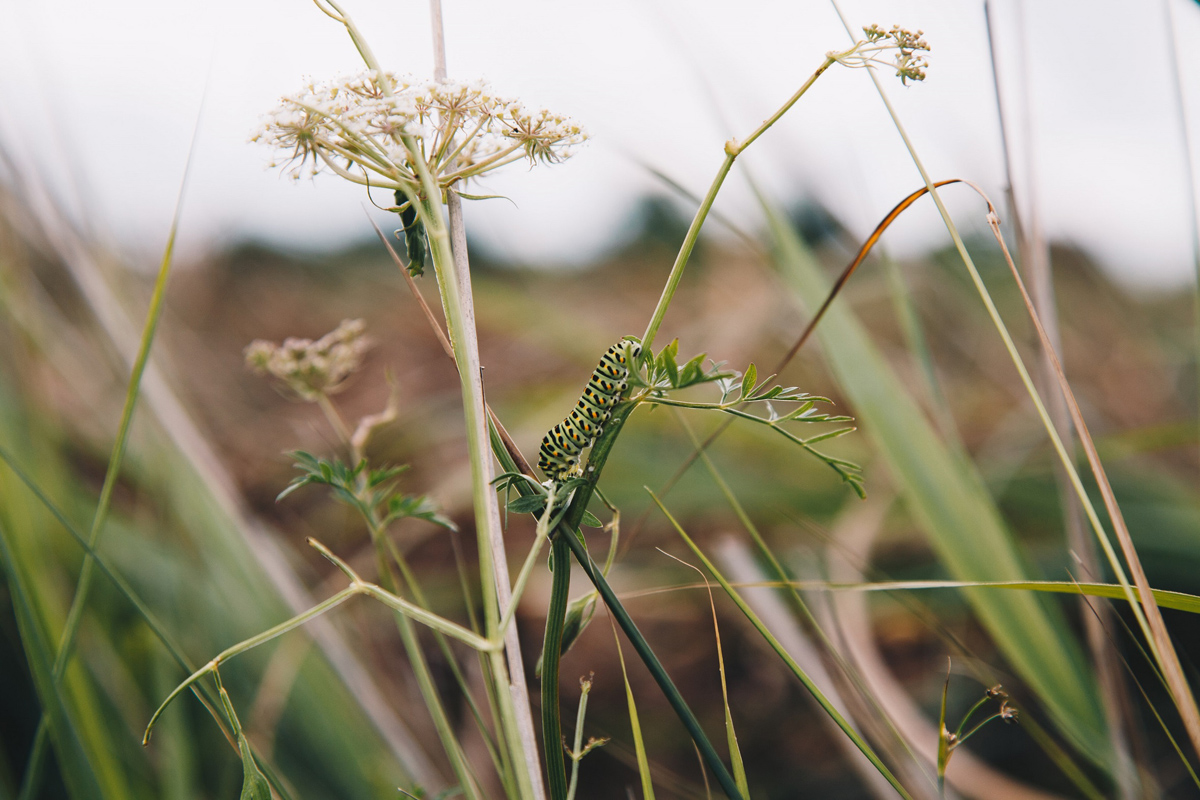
left=4, top=138, right=1200, bottom=797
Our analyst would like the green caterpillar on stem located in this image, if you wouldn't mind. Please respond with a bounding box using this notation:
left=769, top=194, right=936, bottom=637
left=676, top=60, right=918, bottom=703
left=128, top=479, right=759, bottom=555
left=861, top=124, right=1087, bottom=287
left=538, top=338, right=642, bottom=481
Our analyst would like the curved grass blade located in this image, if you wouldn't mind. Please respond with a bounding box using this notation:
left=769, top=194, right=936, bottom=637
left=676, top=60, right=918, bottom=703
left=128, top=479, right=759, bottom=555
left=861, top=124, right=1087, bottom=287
left=0, top=521, right=106, bottom=800
left=659, top=550, right=749, bottom=798
left=610, top=619, right=656, bottom=800
left=648, top=492, right=912, bottom=799
left=762, top=198, right=1107, bottom=765
left=629, top=578, right=1200, bottom=616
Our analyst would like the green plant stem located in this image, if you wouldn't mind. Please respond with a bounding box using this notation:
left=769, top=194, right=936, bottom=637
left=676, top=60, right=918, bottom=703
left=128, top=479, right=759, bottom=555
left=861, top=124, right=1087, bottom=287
left=640, top=55, right=836, bottom=353
left=487, top=403, right=743, bottom=799
left=542, top=536, right=573, bottom=799
left=956, top=714, right=1002, bottom=746
left=413, top=169, right=538, bottom=800
left=641, top=154, right=733, bottom=352
left=732, top=56, right=836, bottom=155
left=558, top=523, right=744, bottom=799
left=144, top=585, right=360, bottom=742
left=383, top=536, right=506, bottom=779
left=953, top=696, right=992, bottom=740
left=361, top=516, right=485, bottom=800
left=565, top=679, right=592, bottom=800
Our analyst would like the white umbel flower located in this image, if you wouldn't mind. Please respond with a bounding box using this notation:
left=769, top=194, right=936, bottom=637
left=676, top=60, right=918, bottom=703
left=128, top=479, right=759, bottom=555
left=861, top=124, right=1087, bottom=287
left=252, top=72, right=587, bottom=191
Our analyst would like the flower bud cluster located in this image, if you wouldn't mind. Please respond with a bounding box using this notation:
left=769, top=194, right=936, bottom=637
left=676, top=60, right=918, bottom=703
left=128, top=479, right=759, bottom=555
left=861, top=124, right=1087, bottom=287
left=831, top=24, right=931, bottom=85
left=252, top=72, right=586, bottom=192
left=245, top=319, right=372, bottom=401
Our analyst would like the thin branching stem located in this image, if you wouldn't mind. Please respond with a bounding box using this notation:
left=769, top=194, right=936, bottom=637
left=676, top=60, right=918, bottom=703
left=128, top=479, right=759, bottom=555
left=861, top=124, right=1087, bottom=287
left=829, top=0, right=1200, bottom=759
left=641, top=53, right=838, bottom=352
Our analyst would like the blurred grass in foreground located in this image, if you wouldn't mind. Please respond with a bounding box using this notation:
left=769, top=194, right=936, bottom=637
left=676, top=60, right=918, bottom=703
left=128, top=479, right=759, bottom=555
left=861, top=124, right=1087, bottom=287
left=3, top=171, right=1200, bottom=796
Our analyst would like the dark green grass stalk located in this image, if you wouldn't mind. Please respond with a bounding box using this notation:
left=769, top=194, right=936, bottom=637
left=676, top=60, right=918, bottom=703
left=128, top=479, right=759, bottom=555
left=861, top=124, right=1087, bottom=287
left=541, top=535, right=573, bottom=798
left=490, top=408, right=744, bottom=800
left=647, top=493, right=913, bottom=800
left=557, top=527, right=743, bottom=800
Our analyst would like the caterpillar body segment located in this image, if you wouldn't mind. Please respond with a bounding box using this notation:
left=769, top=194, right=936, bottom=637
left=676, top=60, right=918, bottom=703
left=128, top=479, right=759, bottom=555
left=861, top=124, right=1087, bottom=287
left=538, top=339, right=643, bottom=480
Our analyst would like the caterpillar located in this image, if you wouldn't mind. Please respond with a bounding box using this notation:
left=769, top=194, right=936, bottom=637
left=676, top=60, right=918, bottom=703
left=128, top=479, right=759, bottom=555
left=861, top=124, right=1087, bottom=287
left=538, top=339, right=642, bottom=480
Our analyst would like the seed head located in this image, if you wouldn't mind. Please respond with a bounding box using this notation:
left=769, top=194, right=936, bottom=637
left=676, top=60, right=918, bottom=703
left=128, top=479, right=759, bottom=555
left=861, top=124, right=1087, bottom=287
left=245, top=319, right=372, bottom=401
left=830, top=25, right=931, bottom=86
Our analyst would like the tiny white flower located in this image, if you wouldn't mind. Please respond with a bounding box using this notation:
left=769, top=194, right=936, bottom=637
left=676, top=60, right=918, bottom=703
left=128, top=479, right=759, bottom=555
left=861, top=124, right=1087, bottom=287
left=255, top=71, right=587, bottom=193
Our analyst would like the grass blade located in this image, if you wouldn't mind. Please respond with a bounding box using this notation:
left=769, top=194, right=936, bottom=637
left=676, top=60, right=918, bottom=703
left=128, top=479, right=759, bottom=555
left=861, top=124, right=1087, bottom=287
left=0, top=522, right=105, bottom=799
left=762, top=199, right=1107, bottom=764
left=611, top=620, right=656, bottom=800
left=648, top=492, right=912, bottom=799
left=658, top=550, right=750, bottom=798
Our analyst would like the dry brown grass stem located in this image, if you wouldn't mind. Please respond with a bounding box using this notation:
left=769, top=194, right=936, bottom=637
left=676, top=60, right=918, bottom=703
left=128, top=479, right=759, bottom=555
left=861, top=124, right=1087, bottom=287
left=981, top=198, right=1200, bottom=761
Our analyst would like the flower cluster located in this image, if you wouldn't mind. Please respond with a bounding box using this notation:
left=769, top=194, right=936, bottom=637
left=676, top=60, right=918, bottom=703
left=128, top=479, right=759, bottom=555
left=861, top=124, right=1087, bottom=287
left=252, top=72, right=587, bottom=192
left=832, top=24, right=931, bottom=85
left=245, top=319, right=372, bottom=401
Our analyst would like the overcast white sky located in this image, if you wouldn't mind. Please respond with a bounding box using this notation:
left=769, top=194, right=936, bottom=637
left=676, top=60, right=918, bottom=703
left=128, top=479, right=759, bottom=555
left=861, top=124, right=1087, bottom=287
left=2, top=0, right=1199, bottom=288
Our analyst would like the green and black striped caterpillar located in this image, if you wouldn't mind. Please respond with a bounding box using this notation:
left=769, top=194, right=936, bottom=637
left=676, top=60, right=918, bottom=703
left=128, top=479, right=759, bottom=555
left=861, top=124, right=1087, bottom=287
left=538, top=339, right=642, bottom=480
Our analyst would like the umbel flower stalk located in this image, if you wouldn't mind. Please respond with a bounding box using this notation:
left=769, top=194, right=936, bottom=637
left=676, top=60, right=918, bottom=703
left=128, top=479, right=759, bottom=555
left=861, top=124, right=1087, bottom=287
left=255, top=31, right=586, bottom=795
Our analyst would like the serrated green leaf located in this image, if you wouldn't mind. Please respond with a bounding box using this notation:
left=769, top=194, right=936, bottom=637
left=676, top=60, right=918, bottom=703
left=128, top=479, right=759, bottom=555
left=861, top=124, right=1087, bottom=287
left=414, top=511, right=458, bottom=532
left=276, top=478, right=311, bottom=503
left=659, top=344, right=680, bottom=388
left=783, top=402, right=816, bottom=420
left=508, top=495, right=547, bottom=515
left=740, top=364, right=757, bottom=399
left=290, top=450, right=318, bottom=469
left=803, top=427, right=857, bottom=445
left=368, top=464, right=408, bottom=487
